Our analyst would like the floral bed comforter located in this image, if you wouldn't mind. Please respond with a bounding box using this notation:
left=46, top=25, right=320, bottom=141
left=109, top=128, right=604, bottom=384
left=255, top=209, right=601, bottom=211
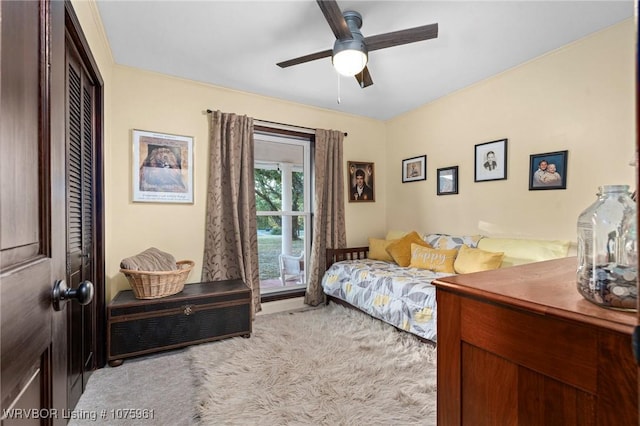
left=321, top=259, right=454, bottom=342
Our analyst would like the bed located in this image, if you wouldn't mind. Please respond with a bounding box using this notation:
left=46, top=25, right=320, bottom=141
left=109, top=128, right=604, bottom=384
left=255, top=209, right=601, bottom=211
left=322, top=253, right=452, bottom=342
left=321, top=233, right=572, bottom=343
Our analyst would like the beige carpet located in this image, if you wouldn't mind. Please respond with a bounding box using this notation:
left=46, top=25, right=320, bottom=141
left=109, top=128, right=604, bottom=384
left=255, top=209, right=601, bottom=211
left=69, top=348, right=197, bottom=425
left=70, top=303, right=436, bottom=425
left=190, top=303, right=437, bottom=425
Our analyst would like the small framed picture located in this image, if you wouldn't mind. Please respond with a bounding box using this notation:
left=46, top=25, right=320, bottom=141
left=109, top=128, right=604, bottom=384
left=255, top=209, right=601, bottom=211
left=529, top=150, right=568, bottom=190
left=402, top=155, right=426, bottom=183
left=437, top=166, right=459, bottom=195
left=132, top=129, right=194, bottom=203
left=348, top=161, right=375, bottom=202
left=474, top=138, right=507, bottom=182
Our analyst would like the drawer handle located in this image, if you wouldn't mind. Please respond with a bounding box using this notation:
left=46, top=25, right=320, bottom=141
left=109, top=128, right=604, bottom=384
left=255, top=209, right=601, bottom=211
left=183, top=305, right=194, bottom=316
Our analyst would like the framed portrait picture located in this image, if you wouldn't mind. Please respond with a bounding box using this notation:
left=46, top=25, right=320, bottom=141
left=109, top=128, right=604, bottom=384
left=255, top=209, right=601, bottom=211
left=474, top=138, right=508, bottom=182
left=402, top=155, right=427, bottom=183
left=132, top=129, right=194, bottom=203
left=348, top=161, right=375, bottom=202
left=529, top=150, right=568, bottom=190
left=437, top=166, right=458, bottom=195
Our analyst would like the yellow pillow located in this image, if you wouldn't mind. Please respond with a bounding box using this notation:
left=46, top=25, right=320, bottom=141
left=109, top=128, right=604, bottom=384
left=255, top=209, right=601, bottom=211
left=385, top=230, right=410, bottom=241
left=476, top=238, right=570, bottom=268
left=385, top=231, right=432, bottom=267
left=409, top=244, right=458, bottom=273
left=368, top=238, right=397, bottom=262
left=454, top=244, right=504, bottom=274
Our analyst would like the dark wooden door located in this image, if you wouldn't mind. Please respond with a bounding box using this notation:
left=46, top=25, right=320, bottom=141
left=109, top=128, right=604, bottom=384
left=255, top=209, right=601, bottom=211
left=0, top=0, right=68, bottom=423
left=63, top=2, right=105, bottom=410
left=65, top=32, right=97, bottom=409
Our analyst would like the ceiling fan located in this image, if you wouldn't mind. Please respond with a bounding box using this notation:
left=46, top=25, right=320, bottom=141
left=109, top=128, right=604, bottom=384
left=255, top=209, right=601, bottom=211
left=277, top=0, right=438, bottom=88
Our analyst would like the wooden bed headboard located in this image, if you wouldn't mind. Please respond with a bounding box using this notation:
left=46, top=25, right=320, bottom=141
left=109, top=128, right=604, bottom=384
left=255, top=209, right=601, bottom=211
left=325, top=247, right=369, bottom=270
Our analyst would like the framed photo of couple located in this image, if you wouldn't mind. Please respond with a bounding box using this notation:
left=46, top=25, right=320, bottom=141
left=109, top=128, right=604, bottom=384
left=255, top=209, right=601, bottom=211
left=529, top=150, right=568, bottom=190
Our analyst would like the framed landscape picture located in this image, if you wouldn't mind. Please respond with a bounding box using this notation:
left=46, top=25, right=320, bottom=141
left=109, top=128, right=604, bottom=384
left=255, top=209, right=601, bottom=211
left=529, top=150, right=568, bottom=190
left=437, top=166, right=458, bottom=195
left=132, top=129, right=194, bottom=203
left=402, top=155, right=427, bottom=183
left=474, top=138, right=508, bottom=182
left=348, top=161, right=375, bottom=202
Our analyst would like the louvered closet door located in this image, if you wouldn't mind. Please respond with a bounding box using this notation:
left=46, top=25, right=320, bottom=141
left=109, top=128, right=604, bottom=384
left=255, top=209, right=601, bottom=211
left=66, top=39, right=97, bottom=409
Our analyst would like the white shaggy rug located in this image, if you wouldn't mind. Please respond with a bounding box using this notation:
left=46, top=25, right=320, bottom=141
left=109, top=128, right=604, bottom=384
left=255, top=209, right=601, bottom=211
left=189, top=303, right=437, bottom=425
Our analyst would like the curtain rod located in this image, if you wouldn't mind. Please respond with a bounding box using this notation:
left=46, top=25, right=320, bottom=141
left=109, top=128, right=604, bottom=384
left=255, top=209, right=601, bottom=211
left=205, top=109, right=347, bottom=137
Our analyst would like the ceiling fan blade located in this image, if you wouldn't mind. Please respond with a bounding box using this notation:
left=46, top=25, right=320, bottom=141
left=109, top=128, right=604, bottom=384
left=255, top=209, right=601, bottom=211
left=277, top=48, right=333, bottom=68
left=365, top=23, right=438, bottom=52
left=355, top=66, right=373, bottom=88
left=316, top=0, right=352, bottom=40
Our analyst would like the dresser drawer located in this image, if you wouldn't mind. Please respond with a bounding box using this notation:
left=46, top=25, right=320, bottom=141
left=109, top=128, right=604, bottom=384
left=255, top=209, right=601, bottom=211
left=460, top=297, right=597, bottom=392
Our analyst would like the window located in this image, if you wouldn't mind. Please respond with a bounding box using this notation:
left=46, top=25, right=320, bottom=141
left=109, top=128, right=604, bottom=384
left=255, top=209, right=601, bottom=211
left=254, top=131, right=312, bottom=295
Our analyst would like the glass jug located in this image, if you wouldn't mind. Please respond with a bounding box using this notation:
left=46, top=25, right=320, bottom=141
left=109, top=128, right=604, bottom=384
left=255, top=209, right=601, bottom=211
left=576, top=185, right=637, bottom=311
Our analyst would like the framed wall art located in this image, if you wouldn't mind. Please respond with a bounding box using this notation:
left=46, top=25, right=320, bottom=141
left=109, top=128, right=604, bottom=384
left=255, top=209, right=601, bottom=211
left=474, top=138, right=508, bottom=182
left=402, top=155, right=427, bottom=183
left=348, top=161, right=375, bottom=202
left=529, top=150, right=568, bottom=190
left=132, top=129, right=194, bottom=203
left=437, top=166, right=458, bottom=195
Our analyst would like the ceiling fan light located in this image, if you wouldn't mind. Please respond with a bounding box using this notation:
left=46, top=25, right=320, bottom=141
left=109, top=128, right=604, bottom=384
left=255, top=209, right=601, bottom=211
left=333, top=49, right=368, bottom=76
left=332, top=36, right=368, bottom=76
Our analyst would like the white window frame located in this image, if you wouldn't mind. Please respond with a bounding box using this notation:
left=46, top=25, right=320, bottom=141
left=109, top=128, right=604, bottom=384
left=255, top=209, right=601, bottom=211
left=254, top=132, right=312, bottom=291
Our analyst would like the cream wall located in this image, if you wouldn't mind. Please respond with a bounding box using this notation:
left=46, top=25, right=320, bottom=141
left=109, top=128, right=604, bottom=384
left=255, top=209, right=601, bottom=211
left=107, top=68, right=386, bottom=299
left=385, top=19, right=636, bottom=242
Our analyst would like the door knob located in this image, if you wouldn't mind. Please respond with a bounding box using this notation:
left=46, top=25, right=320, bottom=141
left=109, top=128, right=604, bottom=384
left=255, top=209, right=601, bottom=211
left=52, top=280, right=94, bottom=311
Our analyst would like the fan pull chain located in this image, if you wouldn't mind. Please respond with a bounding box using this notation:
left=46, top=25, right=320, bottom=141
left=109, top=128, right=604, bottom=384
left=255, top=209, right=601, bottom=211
left=337, top=73, right=341, bottom=104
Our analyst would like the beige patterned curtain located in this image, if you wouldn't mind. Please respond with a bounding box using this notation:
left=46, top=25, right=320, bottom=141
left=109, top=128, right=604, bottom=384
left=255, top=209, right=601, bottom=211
left=202, top=110, right=261, bottom=315
left=304, top=129, right=347, bottom=306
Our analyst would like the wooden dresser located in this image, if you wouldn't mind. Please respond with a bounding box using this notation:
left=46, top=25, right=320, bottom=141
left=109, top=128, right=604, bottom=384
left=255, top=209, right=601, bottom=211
left=433, top=257, right=637, bottom=426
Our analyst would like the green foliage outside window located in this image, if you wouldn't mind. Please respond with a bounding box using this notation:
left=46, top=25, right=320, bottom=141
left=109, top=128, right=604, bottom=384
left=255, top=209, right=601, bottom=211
left=254, top=169, right=304, bottom=239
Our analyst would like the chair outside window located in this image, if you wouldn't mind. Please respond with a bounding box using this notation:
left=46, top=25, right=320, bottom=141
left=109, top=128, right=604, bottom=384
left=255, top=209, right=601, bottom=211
left=279, top=251, right=304, bottom=286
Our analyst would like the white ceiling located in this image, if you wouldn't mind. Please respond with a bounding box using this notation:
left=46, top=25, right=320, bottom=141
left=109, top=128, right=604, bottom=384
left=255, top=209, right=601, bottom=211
left=95, top=1, right=634, bottom=121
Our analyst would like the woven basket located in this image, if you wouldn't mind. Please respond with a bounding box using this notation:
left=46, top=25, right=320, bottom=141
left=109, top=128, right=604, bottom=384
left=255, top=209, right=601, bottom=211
left=120, top=260, right=194, bottom=299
